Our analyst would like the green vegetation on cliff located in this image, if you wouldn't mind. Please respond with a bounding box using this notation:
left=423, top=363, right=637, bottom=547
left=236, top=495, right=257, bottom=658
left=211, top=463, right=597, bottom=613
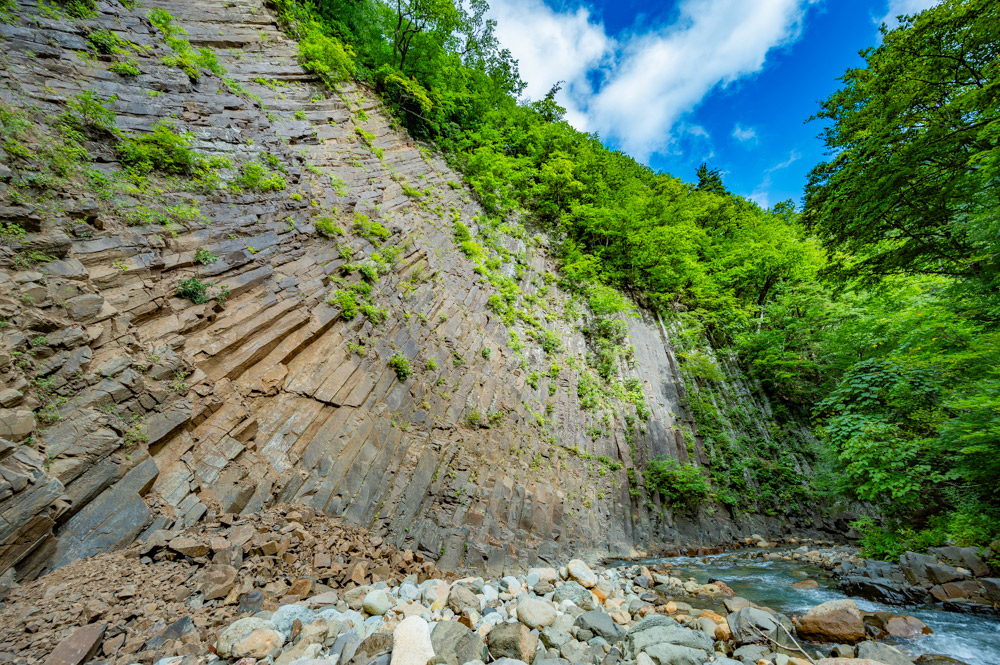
left=273, top=0, right=999, bottom=552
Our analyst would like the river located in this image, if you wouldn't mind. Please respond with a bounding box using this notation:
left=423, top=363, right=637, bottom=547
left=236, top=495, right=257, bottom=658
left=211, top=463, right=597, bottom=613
left=641, top=551, right=999, bottom=665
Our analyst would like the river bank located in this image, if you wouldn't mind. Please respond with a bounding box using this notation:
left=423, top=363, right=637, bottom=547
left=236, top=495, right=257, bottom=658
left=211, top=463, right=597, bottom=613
left=1, top=505, right=988, bottom=665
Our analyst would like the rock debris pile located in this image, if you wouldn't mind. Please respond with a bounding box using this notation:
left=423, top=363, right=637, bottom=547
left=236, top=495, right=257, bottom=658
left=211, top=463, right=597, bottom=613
left=0, top=515, right=953, bottom=665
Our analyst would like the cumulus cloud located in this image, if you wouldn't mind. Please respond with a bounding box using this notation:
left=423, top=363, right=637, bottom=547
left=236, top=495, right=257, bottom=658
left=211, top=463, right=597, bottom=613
left=489, top=0, right=612, bottom=130
left=877, top=0, right=942, bottom=29
left=490, top=0, right=813, bottom=159
left=732, top=124, right=758, bottom=143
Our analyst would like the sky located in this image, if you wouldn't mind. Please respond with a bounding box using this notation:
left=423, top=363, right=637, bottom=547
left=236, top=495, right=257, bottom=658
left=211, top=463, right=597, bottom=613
left=487, top=0, right=941, bottom=209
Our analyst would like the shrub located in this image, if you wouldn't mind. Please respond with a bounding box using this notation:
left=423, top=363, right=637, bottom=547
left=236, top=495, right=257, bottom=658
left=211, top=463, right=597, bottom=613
left=87, top=29, right=129, bottom=54
left=231, top=160, right=286, bottom=192
left=297, top=23, right=355, bottom=83
left=56, top=0, right=97, bottom=19
left=148, top=8, right=224, bottom=80
left=118, top=120, right=199, bottom=175
left=328, top=289, right=358, bottom=320
left=63, top=91, right=117, bottom=133
left=352, top=212, right=389, bottom=242
left=315, top=216, right=344, bottom=238
left=388, top=352, right=411, bottom=380
left=110, top=58, right=142, bottom=76
left=645, top=458, right=710, bottom=510
left=194, top=248, right=218, bottom=265
left=0, top=222, right=27, bottom=245
left=453, top=220, right=472, bottom=243
left=175, top=277, right=210, bottom=303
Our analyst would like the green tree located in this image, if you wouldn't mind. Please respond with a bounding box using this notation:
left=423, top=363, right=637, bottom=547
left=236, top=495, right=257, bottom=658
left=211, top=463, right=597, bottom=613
left=804, top=0, right=1000, bottom=313
left=695, top=163, right=726, bottom=195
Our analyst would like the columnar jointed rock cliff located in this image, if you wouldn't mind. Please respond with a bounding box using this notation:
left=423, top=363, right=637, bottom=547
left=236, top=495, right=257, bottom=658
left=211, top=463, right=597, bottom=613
left=0, top=0, right=833, bottom=585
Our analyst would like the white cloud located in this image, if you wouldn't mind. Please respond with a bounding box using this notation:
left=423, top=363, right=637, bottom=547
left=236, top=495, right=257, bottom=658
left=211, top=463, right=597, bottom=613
left=490, top=0, right=813, bottom=159
left=489, top=0, right=612, bottom=130
left=877, top=0, right=941, bottom=29
left=748, top=149, right=802, bottom=207
left=732, top=123, right=758, bottom=143
left=767, top=149, right=801, bottom=172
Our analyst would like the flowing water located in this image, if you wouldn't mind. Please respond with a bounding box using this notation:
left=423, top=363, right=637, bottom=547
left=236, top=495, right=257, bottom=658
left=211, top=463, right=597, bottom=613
left=638, top=552, right=999, bottom=665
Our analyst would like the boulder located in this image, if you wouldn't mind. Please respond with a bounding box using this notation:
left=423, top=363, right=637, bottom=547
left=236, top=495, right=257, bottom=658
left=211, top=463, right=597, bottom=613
left=726, top=607, right=780, bottom=644
left=231, top=628, right=284, bottom=658
left=856, top=641, right=915, bottom=665
left=567, top=559, right=598, bottom=588
left=192, top=564, right=237, bottom=600
left=516, top=597, right=557, bottom=629
left=363, top=589, right=392, bottom=616
left=899, top=552, right=937, bottom=586
left=884, top=615, right=932, bottom=638
left=447, top=584, right=479, bottom=613
left=431, top=620, right=487, bottom=664
left=574, top=610, right=624, bottom=642
left=925, top=563, right=964, bottom=586
left=43, top=623, right=106, bottom=665
left=913, top=656, right=972, bottom=665
left=553, top=580, right=595, bottom=610
left=796, top=599, right=866, bottom=644
left=626, top=615, right=713, bottom=654
left=927, top=546, right=990, bottom=577
left=216, top=618, right=277, bottom=658
left=389, top=616, right=434, bottom=665
left=642, top=642, right=708, bottom=665
left=487, top=622, right=537, bottom=661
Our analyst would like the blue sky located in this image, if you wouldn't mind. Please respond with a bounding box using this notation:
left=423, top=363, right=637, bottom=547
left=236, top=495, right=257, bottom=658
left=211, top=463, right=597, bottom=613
left=488, top=0, right=941, bottom=209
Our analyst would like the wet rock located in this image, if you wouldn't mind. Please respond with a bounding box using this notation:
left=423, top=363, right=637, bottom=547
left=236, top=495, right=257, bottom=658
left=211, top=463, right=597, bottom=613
left=389, top=616, right=434, bottom=665
left=487, top=622, right=537, bottom=661
left=884, top=615, right=932, bottom=638
left=726, top=607, right=780, bottom=644
left=856, top=641, right=915, bottom=665
left=913, top=655, right=971, bottom=665
left=796, top=599, right=866, bottom=644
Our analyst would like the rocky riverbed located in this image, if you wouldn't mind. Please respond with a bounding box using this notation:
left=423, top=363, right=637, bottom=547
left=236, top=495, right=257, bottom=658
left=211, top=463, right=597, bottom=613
left=0, top=505, right=983, bottom=665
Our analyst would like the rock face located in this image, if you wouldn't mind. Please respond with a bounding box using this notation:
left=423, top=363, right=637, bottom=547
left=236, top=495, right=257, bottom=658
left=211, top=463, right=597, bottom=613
left=0, top=0, right=831, bottom=583
left=796, top=599, right=866, bottom=644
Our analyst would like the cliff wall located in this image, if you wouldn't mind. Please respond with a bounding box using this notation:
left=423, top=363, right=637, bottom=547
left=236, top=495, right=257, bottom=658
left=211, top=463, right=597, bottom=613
left=0, top=0, right=836, bottom=584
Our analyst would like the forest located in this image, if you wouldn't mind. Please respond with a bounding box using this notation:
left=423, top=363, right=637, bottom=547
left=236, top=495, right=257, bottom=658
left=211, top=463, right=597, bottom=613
left=275, top=0, right=1000, bottom=558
